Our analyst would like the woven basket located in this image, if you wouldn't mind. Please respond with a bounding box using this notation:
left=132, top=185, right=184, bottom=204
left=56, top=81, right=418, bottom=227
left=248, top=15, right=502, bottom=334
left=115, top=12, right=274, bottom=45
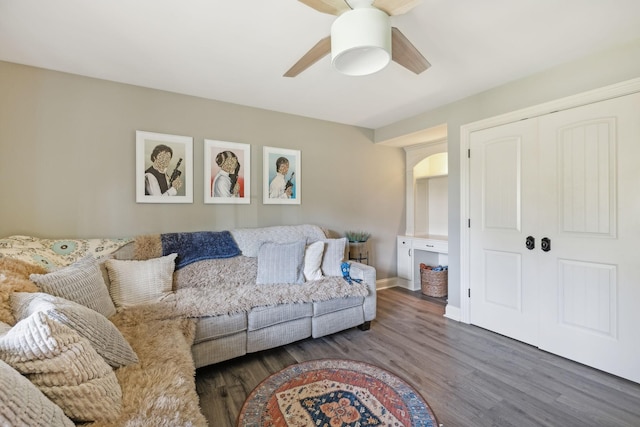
left=420, top=268, right=448, bottom=297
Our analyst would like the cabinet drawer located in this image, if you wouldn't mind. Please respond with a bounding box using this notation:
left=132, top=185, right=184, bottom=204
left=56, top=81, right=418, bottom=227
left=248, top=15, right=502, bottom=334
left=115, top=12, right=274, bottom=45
left=412, top=238, right=448, bottom=254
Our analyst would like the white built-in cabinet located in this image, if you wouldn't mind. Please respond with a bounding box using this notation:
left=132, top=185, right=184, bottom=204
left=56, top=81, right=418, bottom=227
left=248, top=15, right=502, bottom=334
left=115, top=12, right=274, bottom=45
left=467, top=90, right=640, bottom=384
left=397, top=236, right=448, bottom=291
left=397, top=237, right=412, bottom=281
left=397, top=140, right=449, bottom=291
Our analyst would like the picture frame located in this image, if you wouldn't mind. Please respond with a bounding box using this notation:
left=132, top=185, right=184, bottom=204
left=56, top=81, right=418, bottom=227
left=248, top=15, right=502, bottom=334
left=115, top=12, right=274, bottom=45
left=204, top=139, right=251, bottom=204
left=263, top=146, right=301, bottom=205
left=135, top=131, right=193, bottom=203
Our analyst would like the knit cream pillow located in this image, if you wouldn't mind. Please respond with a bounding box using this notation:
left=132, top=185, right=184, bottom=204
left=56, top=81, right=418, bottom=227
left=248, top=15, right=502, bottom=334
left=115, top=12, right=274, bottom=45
left=105, top=253, right=177, bottom=309
left=320, top=238, right=347, bottom=277
left=304, top=241, right=325, bottom=281
left=30, top=254, right=116, bottom=318
left=0, top=311, right=122, bottom=422
left=11, top=292, right=138, bottom=368
left=0, top=358, right=74, bottom=427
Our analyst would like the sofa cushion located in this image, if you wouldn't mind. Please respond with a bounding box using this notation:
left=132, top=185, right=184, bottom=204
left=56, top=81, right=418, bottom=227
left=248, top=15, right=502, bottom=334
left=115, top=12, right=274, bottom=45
left=192, top=333, right=247, bottom=368
left=321, top=238, right=347, bottom=277
left=30, top=254, right=116, bottom=318
left=247, top=317, right=312, bottom=353
left=312, top=305, right=365, bottom=339
left=11, top=292, right=138, bottom=368
left=0, top=358, right=74, bottom=427
left=256, top=241, right=305, bottom=285
left=248, top=303, right=312, bottom=331
left=194, top=313, right=247, bottom=344
left=0, top=311, right=122, bottom=422
left=231, top=224, right=326, bottom=257
left=304, top=241, right=325, bottom=281
left=313, top=296, right=365, bottom=316
left=105, top=253, right=177, bottom=308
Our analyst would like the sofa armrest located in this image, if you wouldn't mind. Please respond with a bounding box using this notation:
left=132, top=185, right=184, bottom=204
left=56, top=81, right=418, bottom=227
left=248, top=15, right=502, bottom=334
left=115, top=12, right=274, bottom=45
left=347, top=261, right=375, bottom=287
left=348, top=261, right=376, bottom=322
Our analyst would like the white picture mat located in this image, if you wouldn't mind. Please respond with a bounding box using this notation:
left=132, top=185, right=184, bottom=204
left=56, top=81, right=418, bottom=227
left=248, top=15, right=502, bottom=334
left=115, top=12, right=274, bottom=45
left=204, top=139, right=251, bottom=204
left=135, top=130, right=193, bottom=203
left=263, top=146, right=301, bottom=205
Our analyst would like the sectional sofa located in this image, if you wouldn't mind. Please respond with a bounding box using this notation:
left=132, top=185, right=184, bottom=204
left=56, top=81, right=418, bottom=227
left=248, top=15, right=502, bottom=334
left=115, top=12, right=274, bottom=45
left=0, top=224, right=377, bottom=425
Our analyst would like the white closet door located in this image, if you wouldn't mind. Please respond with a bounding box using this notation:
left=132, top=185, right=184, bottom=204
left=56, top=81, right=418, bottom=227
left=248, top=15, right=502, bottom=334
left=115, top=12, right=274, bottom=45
left=537, top=93, right=640, bottom=383
left=469, top=119, right=539, bottom=346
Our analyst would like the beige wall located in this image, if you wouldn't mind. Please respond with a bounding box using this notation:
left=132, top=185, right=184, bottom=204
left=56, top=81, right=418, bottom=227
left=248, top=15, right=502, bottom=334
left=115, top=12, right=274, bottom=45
left=0, top=61, right=406, bottom=280
left=375, top=38, right=640, bottom=308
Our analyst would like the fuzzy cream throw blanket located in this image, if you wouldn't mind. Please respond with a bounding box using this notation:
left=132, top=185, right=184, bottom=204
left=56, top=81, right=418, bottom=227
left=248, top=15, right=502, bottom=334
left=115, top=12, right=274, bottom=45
left=111, top=256, right=370, bottom=323
left=85, top=313, right=207, bottom=427
left=0, top=258, right=46, bottom=325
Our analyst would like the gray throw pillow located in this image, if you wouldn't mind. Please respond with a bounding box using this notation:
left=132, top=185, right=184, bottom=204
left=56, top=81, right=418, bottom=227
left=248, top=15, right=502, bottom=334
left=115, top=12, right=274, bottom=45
left=0, top=358, right=74, bottom=427
left=256, top=241, right=306, bottom=285
left=0, top=311, right=122, bottom=423
left=11, top=292, right=138, bottom=368
left=30, top=255, right=116, bottom=318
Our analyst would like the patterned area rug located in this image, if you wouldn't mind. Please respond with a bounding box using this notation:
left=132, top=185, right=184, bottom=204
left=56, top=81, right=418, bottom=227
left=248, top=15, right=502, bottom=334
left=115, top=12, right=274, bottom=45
left=237, top=359, right=440, bottom=427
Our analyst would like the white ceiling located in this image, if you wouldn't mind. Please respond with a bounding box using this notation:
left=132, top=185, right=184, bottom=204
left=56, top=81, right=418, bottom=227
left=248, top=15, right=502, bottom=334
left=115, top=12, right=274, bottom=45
left=2, top=0, right=640, bottom=130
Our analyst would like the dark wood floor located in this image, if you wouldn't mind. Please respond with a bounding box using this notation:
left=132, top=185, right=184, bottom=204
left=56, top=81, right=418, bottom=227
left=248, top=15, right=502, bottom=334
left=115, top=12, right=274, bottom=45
left=195, top=287, right=640, bottom=426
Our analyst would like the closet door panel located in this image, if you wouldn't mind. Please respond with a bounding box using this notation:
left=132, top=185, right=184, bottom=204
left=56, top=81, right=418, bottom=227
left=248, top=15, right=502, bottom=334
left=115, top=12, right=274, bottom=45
left=557, top=118, right=616, bottom=237
left=469, top=120, right=539, bottom=346
left=537, top=92, right=640, bottom=383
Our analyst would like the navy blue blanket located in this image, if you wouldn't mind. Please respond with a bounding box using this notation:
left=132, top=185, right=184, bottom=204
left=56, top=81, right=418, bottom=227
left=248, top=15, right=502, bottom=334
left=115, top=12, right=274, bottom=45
left=161, top=231, right=240, bottom=269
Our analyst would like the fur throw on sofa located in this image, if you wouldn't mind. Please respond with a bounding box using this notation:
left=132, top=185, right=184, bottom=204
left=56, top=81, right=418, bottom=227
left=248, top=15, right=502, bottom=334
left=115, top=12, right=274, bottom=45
left=87, top=313, right=206, bottom=427
left=0, top=258, right=45, bottom=325
left=109, top=256, right=370, bottom=324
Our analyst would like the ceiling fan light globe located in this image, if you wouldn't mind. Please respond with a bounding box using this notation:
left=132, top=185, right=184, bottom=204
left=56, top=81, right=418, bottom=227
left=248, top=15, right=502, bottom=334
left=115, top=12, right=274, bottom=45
left=331, top=7, right=391, bottom=76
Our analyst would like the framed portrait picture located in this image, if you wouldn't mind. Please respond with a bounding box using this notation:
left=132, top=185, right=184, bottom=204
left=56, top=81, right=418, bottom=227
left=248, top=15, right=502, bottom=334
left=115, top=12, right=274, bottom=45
left=135, top=131, right=193, bottom=203
left=204, top=139, right=251, bottom=204
left=263, top=146, right=300, bottom=205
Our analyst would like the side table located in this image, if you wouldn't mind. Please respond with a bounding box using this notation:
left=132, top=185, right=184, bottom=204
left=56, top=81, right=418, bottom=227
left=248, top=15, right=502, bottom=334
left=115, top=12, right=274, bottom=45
left=348, top=240, right=369, bottom=265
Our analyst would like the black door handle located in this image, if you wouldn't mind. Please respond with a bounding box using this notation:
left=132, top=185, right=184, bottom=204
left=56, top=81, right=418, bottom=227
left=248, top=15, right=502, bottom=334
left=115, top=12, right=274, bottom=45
left=526, top=236, right=535, bottom=250
left=541, top=237, right=551, bottom=252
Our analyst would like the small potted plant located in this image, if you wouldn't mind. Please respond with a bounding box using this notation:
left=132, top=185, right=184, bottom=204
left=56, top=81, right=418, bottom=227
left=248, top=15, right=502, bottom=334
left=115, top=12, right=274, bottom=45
left=345, top=231, right=370, bottom=242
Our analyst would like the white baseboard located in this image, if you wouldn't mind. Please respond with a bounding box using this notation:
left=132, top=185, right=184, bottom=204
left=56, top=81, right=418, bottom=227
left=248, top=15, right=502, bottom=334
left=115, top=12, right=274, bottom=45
left=376, top=277, right=415, bottom=290
left=444, top=304, right=461, bottom=322
left=376, top=277, right=402, bottom=290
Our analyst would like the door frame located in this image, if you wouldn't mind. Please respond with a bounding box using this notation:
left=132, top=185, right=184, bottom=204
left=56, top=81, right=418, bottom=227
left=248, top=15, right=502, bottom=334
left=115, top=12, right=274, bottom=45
left=459, top=77, right=640, bottom=324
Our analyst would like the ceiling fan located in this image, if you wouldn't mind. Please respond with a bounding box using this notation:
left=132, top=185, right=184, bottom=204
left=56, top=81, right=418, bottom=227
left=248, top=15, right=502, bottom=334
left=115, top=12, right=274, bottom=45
left=284, top=0, right=430, bottom=77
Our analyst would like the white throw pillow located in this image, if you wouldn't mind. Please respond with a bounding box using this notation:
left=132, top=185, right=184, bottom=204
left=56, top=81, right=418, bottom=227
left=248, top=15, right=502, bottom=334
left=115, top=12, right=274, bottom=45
left=105, top=253, right=177, bottom=309
left=303, top=241, right=325, bottom=281
left=30, top=254, right=116, bottom=318
left=11, top=292, right=138, bottom=368
left=321, top=238, right=347, bottom=277
left=0, top=311, right=122, bottom=422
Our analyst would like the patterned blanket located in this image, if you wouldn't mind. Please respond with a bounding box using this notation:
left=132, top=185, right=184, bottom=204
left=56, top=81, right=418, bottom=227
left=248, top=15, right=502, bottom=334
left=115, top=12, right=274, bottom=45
left=0, top=235, right=131, bottom=270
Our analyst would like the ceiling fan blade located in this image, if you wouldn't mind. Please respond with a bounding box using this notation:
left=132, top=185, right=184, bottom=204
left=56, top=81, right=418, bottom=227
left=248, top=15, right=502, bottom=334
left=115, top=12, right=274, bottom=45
left=391, top=27, right=430, bottom=74
left=297, top=0, right=351, bottom=15
left=373, top=0, right=422, bottom=15
left=284, top=36, right=331, bottom=77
